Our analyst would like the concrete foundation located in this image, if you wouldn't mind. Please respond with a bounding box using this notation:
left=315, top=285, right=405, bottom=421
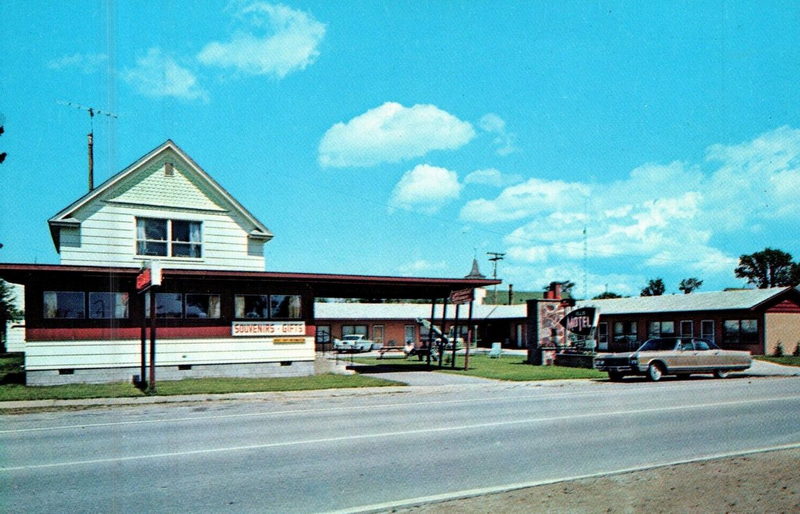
left=26, top=360, right=316, bottom=386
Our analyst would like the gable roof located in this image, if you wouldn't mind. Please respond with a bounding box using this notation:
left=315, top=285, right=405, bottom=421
left=577, top=287, right=797, bottom=315
left=48, top=140, right=273, bottom=249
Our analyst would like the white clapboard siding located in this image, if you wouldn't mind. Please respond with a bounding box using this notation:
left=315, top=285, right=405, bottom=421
left=24, top=337, right=314, bottom=370
left=59, top=203, right=265, bottom=270
left=54, top=148, right=270, bottom=271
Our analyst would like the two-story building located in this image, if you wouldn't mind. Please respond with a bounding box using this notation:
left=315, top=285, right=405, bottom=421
left=0, top=140, right=498, bottom=384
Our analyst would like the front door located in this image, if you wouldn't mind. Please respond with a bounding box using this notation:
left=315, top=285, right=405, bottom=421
left=372, top=325, right=384, bottom=345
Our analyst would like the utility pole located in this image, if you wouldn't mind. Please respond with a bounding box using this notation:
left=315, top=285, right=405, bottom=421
left=487, top=252, right=505, bottom=303
left=59, top=101, right=118, bottom=191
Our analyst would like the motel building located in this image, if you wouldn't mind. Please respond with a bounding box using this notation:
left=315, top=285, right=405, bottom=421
left=0, top=141, right=498, bottom=385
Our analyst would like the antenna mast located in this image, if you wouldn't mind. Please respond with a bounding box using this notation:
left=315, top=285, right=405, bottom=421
left=487, top=252, right=505, bottom=303
left=60, top=101, right=118, bottom=191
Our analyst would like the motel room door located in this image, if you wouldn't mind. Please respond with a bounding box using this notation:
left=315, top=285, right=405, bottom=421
left=372, top=325, right=385, bottom=345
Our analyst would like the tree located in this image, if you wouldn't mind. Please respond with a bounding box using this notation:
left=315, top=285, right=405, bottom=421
left=0, top=280, right=23, bottom=353
left=734, top=248, right=800, bottom=288
left=678, top=277, right=703, bottom=294
left=593, top=291, right=622, bottom=299
left=641, top=278, right=665, bottom=296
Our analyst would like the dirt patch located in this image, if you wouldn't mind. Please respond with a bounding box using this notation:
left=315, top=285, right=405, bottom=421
left=392, top=448, right=800, bottom=513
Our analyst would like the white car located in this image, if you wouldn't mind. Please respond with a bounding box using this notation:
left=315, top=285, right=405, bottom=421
left=333, top=334, right=381, bottom=353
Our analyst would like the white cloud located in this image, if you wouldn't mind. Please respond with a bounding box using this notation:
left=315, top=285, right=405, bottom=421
left=389, top=164, right=462, bottom=214
left=464, top=168, right=523, bottom=187
left=459, top=126, right=800, bottom=288
left=479, top=113, right=517, bottom=156
left=197, top=2, right=325, bottom=78
left=122, top=48, right=207, bottom=101
left=318, top=102, right=476, bottom=168
left=460, top=177, right=589, bottom=222
left=396, top=259, right=448, bottom=276
left=47, top=53, right=107, bottom=73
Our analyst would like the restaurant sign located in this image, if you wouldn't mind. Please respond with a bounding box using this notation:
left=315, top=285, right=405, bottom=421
left=231, top=321, right=306, bottom=337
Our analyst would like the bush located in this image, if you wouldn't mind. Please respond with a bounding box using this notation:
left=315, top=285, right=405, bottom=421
left=794, top=343, right=800, bottom=357
left=774, top=343, right=785, bottom=357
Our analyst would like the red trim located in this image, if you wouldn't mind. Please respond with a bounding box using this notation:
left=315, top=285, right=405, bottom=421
left=0, top=263, right=499, bottom=287
left=28, top=326, right=231, bottom=341
left=767, top=299, right=800, bottom=313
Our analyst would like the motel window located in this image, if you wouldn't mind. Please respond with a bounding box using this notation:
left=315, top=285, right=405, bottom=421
left=648, top=321, right=675, bottom=338
left=136, top=218, right=202, bottom=258
left=722, top=319, right=758, bottom=345
left=701, top=320, right=715, bottom=343
left=43, top=291, right=85, bottom=319
left=597, top=322, right=609, bottom=345
left=145, top=293, right=183, bottom=318
left=680, top=320, right=693, bottom=339
left=270, top=295, right=302, bottom=319
left=185, top=294, right=221, bottom=319
left=404, top=325, right=416, bottom=344
left=342, top=325, right=368, bottom=337
left=613, top=321, right=637, bottom=344
left=316, top=325, right=331, bottom=344
left=88, top=292, right=129, bottom=319
left=235, top=295, right=270, bottom=319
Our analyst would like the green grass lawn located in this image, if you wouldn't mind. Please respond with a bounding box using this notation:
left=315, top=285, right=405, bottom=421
left=354, top=353, right=606, bottom=381
left=755, top=355, right=800, bottom=367
left=0, top=353, right=399, bottom=402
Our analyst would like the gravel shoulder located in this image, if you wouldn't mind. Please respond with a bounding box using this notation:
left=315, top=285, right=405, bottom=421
left=391, top=447, right=800, bottom=513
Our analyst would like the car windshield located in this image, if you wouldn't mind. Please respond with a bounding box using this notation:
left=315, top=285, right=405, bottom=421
left=342, top=335, right=361, bottom=341
left=638, top=339, right=679, bottom=352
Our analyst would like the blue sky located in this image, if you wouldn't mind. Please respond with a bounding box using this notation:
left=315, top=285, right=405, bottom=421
left=1, top=1, right=799, bottom=298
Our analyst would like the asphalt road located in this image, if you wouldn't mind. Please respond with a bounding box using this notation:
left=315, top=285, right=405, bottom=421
left=2, top=376, right=799, bottom=513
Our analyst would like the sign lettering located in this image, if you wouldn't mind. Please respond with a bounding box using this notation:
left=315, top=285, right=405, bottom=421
left=232, top=321, right=306, bottom=337
left=558, top=307, right=598, bottom=337
left=449, top=288, right=473, bottom=305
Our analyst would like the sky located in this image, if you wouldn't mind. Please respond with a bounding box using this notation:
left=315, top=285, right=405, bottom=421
left=1, top=1, right=799, bottom=299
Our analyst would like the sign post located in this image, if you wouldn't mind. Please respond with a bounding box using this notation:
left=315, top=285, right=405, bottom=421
left=448, top=289, right=473, bottom=368
left=136, top=262, right=162, bottom=392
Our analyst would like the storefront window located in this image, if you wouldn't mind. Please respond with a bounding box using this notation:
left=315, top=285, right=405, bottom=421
left=185, top=294, right=220, bottom=318
left=43, top=291, right=85, bottom=319
left=88, top=292, right=129, bottom=319
left=145, top=293, right=183, bottom=318
left=270, top=294, right=302, bottom=319
left=235, top=295, right=269, bottom=319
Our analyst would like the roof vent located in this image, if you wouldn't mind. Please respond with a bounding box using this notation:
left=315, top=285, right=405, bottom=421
left=165, top=162, right=174, bottom=177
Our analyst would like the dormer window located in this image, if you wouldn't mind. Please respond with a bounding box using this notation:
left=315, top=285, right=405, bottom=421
left=136, top=218, right=202, bottom=258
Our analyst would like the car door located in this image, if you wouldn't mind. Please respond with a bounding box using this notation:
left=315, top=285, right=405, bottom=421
left=692, top=339, right=718, bottom=371
left=669, top=339, right=697, bottom=372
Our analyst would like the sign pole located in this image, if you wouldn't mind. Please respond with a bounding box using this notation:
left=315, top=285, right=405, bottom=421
left=140, top=294, right=147, bottom=388
left=451, top=303, right=460, bottom=368
left=148, top=288, right=156, bottom=392
left=439, top=298, right=448, bottom=368
left=465, top=297, right=474, bottom=371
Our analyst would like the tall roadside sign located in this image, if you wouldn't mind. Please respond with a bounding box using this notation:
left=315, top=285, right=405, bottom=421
left=137, top=262, right=162, bottom=391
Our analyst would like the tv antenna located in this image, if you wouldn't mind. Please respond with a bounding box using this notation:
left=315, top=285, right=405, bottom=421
left=487, top=252, right=505, bottom=302
left=59, top=101, right=118, bottom=191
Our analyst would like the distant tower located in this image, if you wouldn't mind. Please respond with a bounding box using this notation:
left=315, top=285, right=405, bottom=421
left=465, top=258, right=486, bottom=279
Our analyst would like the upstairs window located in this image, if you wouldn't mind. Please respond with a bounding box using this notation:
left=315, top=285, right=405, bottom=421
left=137, top=218, right=202, bottom=258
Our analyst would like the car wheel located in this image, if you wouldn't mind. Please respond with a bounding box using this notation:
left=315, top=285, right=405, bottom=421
left=714, top=369, right=730, bottom=379
left=647, top=363, right=664, bottom=382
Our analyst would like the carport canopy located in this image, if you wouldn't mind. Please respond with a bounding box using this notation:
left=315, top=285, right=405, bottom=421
left=0, top=263, right=501, bottom=301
